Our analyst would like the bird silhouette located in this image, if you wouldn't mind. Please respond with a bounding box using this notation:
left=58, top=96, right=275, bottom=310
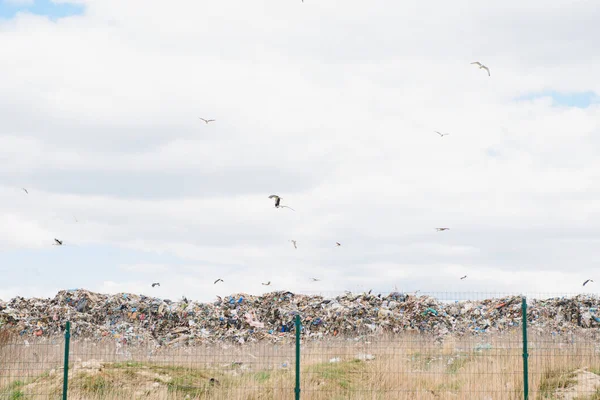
left=214, top=278, right=224, bottom=284
left=269, top=194, right=281, bottom=207
left=460, top=275, right=467, bottom=280
left=435, top=131, right=450, bottom=137
left=53, top=238, right=63, bottom=246
left=22, top=188, right=28, bottom=194
left=151, top=283, right=160, bottom=288
left=336, top=242, right=341, bottom=247
left=199, top=118, right=215, bottom=124
left=583, top=279, right=594, bottom=286
left=471, top=61, right=490, bottom=76
left=262, top=281, right=271, bottom=286
left=290, top=240, right=297, bottom=249
left=268, top=195, right=295, bottom=211
left=310, top=278, right=320, bottom=282
left=436, top=228, right=450, bottom=231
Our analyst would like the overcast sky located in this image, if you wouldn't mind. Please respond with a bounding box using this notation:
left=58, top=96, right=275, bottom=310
left=1, top=0, right=599, bottom=302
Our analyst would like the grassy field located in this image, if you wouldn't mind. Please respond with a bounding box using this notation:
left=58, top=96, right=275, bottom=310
left=3, top=330, right=600, bottom=399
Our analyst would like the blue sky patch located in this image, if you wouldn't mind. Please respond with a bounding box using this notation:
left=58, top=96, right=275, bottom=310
left=485, top=148, right=501, bottom=158
left=0, top=0, right=84, bottom=20
left=516, top=90, right=599, bottom=108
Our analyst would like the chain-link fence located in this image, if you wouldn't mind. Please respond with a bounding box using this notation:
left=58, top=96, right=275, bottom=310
left=3, top=292, right=600, bottom=399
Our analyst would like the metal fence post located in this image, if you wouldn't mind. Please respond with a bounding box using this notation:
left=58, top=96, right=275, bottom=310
left=295, top=314, right=301, bottom=400
left=63, top=321, right=71, bottom=400
left=522, top=297, right=529, bottom=400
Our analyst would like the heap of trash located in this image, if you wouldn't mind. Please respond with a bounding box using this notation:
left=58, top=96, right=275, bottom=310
left=2, top=289, right=600, bottom=346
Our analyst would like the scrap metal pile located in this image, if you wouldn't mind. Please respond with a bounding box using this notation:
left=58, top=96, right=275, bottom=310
left=1, top=290, right=600, bottom=346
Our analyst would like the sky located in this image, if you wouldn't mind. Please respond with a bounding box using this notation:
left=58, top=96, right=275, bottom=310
left=1, top=0, right=600, bottom=302
left=0, top=0, right=83, bottom=19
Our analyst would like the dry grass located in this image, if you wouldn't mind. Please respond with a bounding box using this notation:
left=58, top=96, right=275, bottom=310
left=2, top=331, right=600, bottom=399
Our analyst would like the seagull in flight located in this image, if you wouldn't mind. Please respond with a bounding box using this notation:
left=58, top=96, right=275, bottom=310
left=53, top=238, right=63, bottom=246
left=435, top=228, right=450, bottom=232
left=289, top=240, right=297, bottom=249
left=471, top=61, right=490, bottom=76
left=460, top=275, right=467, bottom=280
left=214, top=278, right=224, bottom=284
left=199, top=118, right=215, bottom=124
left=336, top=242, right=341, bottom=247
left=583, top=279, right=594, bottom=286
left=435, top=131, right=450, bottom=137
left=262, top=281, right=271, bottom=286
left=310, top=278, right=320, bottom=282
left=268, top=195, right=295, bottom=211
left=151, top=283, right=160, bottom=288
left=22, top=188, right=28, bottom=194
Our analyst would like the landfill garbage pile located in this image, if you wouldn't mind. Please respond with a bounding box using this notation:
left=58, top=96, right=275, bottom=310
left=1, top=290, right=600, bottom=346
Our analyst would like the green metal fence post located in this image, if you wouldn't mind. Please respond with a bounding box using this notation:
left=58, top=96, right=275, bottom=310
left=522, top=297, right=529, bottom=400
left=62, top=321, right=71, bottom=400
left=295, top=314, right=301, bottom=400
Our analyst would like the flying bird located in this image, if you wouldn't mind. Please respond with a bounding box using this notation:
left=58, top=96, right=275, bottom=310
left=471, top=61, right=490, bottom=76
left=311, top=278, right=320, bottom=282
left=435, top=131, right=450, bottom=137
left=22, top=188, right=28, bottom=194
left=53, top=238, right=63, bottom=246
left=268, top=195, right=295, bottom=211
left=583, top=279, right=594, bottom=286
left=460, top=275, right=467, bottom=280
left=436, top=228, right=450, bottom=231
left=290, top=240, right=297, bottom=249
left=269, top=194, right=281, bottom=207
left=151, top=283, right=160, bottom=288
left=336, top=242, right=341, bottom=247
left=199, top=118, right=215, bottom=124
left=214, top=278, right=224, bottom=284
left=262, top=281, right=271, bottom=286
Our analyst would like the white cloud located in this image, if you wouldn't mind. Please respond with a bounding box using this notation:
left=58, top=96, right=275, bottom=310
left=1, top=0, right=600, bottom=302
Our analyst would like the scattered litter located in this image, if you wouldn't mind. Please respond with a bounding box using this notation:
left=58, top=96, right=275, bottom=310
left=356, top=353, right=375, bottom=361
left=474, top=343, right=493, bottom=351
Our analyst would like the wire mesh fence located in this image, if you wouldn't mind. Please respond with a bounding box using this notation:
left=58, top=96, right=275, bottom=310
left=67, top=340, right=296, bottom=399
left=300, top=333, right=525, bottom=399
left=298, top=291, right=526, bottom=400
left=0, top=329, right=65, bottom=399
left=4, top=291, right=600, bottom=399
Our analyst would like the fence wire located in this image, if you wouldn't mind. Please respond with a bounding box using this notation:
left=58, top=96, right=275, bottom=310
left=0, top=330, right=65, bottom=399
left=67, top=340, right=295, bottom=400
left=3, top=292, right=600, bottom=399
